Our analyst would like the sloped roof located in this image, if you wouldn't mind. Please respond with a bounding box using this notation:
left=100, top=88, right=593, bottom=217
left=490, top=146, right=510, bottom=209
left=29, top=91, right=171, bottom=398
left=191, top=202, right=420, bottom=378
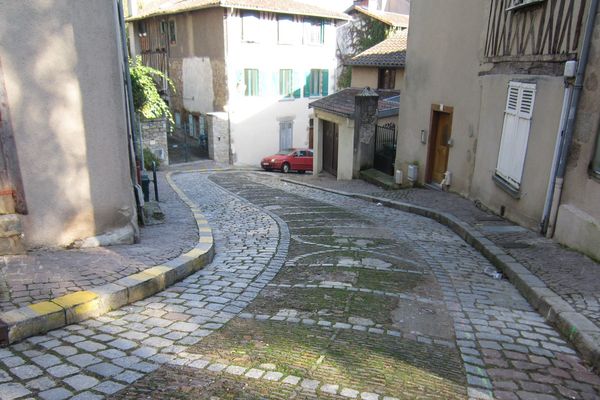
left=128, top=0, right=349, bottom=21
left=346, top=5, right=409, bottom=28
left=309, top=88, right=400, bottom=119
left=346, top=32, right=407, bottom=68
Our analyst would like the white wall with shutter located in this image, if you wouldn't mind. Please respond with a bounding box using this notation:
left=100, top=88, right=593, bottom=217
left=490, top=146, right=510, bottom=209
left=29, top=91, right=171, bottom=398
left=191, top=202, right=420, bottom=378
left=495, top=82, right=536, bottom=189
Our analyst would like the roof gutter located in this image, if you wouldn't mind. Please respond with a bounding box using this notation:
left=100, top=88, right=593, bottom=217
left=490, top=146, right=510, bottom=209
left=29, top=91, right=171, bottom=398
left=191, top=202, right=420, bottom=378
left=544, top=0, right=598, bottom=237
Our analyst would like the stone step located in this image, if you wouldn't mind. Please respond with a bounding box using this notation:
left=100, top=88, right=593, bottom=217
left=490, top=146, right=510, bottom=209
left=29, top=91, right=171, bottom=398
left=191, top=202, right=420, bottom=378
left=0, top=214, right=24, bottom=255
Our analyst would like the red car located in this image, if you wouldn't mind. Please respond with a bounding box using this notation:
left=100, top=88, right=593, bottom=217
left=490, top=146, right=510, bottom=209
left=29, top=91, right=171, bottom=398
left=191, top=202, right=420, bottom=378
left=260, top=148, right=313, bottom=173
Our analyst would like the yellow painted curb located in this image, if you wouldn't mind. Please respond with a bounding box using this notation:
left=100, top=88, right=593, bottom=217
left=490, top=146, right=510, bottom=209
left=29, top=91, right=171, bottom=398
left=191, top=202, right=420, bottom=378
left=0, top=170, right=215, bottom=346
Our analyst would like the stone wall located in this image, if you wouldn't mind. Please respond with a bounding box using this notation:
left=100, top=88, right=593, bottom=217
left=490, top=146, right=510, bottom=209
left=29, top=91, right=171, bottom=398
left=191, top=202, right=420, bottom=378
left=206, top=112, right=230, bottom=164
left=140, top=118, right=169, bottom=166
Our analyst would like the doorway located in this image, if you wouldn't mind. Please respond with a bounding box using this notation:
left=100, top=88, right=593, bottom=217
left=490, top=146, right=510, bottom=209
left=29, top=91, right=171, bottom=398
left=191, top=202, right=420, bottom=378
left=322, top=120, right=338, bottom=176
left=279, top=121, right=294, bottom=151
left=426, top=105, right=453, bottom=184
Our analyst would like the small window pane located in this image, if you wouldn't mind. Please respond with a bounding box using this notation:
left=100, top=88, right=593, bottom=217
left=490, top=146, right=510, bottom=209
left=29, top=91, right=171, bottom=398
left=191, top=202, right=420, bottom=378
left=169, top=20, right=176, bottom=44
left=244, top=69, right=259, bottom=96
left=310, top=69, right=321, bottom=96
left=242, top=11, right=260, bottom=42
left=279, top=69, right=293, bottom=97
left=305, top=18, right=324, bottom=45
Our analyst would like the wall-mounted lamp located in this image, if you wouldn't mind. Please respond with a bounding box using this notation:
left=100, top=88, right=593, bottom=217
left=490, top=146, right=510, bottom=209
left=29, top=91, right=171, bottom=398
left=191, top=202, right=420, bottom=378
left=420, top=130, right=427, bottom=144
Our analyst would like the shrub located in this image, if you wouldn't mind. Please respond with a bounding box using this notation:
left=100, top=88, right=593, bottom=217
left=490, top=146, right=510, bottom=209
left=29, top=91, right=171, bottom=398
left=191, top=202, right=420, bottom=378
left=143, top=148, right=161, bottom=171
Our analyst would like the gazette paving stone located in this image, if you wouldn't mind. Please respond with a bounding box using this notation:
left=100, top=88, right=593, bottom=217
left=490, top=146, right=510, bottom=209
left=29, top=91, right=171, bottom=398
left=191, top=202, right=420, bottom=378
left=2, top=170, right=599, bottom=399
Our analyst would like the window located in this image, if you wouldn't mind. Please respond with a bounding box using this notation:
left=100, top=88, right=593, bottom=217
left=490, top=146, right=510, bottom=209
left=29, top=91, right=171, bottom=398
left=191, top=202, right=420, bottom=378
left=169, top=20, right=177, bottom=45
left=495, top=81, right=536, bottom=190
left=244, top=69, right=259, bottom=96
left=305, top=69, right=329, bottom=97
left=278, top=15, right=300, bottom=44
left=304, top=18, right=325, bottom=45
left=279, top=69, right=293, bottom=97
left=378, top=68, right=396, bottom=89
left=242, top=11, right=261, bottom=42
left=279, top=121, right=293, bottom=151
left=138, top=21, right=147, bottom=37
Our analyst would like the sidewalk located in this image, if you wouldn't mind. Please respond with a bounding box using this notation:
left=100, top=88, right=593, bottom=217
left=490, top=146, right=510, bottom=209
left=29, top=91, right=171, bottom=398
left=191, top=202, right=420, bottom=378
left=282, top=172, right=600, bottom=369
left=0, top=171, right=198, bottom=312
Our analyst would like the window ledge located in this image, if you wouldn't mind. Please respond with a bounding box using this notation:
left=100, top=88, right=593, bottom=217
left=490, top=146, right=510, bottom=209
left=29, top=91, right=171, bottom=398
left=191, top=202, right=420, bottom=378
left=279, top=97, right=296, bottom=102
left=493, top=174, right=522, bottom=199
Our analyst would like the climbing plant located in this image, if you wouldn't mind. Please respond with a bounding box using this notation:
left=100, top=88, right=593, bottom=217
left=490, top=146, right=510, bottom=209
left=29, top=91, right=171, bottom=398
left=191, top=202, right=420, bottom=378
left=129, top=56, right=175, bottom=126
left=336, top=17, right=398, bottom=89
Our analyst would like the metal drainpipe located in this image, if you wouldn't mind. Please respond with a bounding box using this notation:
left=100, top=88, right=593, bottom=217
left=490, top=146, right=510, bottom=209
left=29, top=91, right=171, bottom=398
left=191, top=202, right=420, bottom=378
left=546, top=0, right=599, bottom=238
left=540, top=80, right=573, bottom=234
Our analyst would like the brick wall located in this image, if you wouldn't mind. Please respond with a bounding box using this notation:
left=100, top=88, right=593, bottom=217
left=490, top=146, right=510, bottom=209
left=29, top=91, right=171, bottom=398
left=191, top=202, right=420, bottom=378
left=139, top=117, right=169, bottom=166
left=206, top=112, right=230, bottom=164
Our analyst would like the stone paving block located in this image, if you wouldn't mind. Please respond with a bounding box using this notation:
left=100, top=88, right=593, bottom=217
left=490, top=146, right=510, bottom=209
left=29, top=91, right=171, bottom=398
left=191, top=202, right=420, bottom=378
left=11, top=364, right=42, bottom=380
left=0, top=382, right=30, bottom=400
left=63, top=374, right=99, bottom=391
left=86, top=362, right=124, bottom=378
left=340, top=388, right=360, bottom=398
left=282, top=375, right=301, bottom=385
left=38, top=387, right=72, bottom=400
left=47, top=364, right=80, bottom=378
left=25, top=377, right=55, bottom=391
left=94, top=380, right=126, bottom=395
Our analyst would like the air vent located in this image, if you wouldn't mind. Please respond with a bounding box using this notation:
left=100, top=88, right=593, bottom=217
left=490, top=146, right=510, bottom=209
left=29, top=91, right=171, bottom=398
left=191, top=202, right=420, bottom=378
left=506, top=0, right=545, bottom=11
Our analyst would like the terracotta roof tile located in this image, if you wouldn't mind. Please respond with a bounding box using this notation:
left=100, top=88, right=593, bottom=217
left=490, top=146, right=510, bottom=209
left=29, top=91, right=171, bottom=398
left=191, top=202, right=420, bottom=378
left=309, top=88, right=400, bottom=118
left=129, top=0, right=348, bottom=21
left=346, top=32, right=407, bottom=68
left=346, top=5, right=409, bottom=28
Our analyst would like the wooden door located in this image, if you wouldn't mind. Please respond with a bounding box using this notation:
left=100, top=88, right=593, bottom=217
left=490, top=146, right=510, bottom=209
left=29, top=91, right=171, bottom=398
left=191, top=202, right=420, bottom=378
left=322, top=121, right=338, bottom=176
left=279, top=121, right=293, bottom=151
left=426, top=107, right=453, bottom=184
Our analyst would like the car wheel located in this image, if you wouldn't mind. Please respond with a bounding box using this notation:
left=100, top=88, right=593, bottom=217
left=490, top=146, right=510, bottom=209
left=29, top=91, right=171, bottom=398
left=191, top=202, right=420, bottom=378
left=282, top=163, right=290, bottom=173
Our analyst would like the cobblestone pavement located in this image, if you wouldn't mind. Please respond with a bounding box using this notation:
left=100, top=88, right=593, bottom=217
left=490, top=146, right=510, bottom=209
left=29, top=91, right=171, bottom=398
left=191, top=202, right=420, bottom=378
left=0, top=172, right=198, bottom=312
left=1, top=171, right=599, bottom=400
left=283, top=172, right=600, bottom=328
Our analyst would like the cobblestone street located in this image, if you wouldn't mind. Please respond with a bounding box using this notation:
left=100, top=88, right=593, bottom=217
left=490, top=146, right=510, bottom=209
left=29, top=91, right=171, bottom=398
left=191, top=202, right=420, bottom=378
left=0, top=171, right=599, bottom=399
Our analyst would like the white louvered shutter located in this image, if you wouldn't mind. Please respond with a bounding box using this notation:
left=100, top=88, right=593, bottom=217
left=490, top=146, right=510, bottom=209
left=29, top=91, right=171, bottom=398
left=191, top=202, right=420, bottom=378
left=495, top=82, right=536, bottom=189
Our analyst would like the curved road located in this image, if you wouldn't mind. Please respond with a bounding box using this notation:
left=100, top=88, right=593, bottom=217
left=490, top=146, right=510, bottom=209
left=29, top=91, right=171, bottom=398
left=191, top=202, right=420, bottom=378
left=0, top=171, right=598, bottom=400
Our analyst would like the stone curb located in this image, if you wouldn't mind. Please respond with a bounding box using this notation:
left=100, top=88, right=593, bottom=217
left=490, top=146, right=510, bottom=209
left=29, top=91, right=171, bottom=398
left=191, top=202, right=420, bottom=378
left=281, top=177, right=600, bottom=371
left=0, top=171, right=215, bottom=346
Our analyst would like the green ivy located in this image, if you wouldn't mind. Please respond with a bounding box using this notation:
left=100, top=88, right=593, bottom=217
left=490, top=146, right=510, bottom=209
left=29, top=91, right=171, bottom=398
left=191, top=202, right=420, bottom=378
left=129, top=56, right=175, bottom=127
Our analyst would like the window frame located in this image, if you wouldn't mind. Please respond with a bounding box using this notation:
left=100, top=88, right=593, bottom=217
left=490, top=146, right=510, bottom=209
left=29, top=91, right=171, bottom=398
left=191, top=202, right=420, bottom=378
left=242, top=11, right=261, bottom=43
left=168, top=19, right=177, bottom=45
left=378, top=68, right=396, bottom=89
left=244, top=69, right=259, bottom=97
left=277, top=14, right=300, bottom=45
left=279, top=69, right=294, bottom=98
left=304, top=18, right=325, bottom=45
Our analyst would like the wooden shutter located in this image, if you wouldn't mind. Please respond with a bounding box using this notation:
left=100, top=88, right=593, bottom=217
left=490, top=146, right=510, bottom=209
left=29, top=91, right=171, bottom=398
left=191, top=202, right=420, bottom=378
left=293, top=69, right=302, bottom=98
left=495, top=82, right=536, bottom=189
left=303, top=71, right=310, bottom=97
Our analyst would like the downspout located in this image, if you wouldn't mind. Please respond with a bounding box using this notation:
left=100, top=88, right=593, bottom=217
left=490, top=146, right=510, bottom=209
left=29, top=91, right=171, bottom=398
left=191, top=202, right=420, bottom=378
left=116, top=0, right=144, bottom=233
left=540, top=74, right=573, bottom=233
left=546, top=0, right=598, bottom=237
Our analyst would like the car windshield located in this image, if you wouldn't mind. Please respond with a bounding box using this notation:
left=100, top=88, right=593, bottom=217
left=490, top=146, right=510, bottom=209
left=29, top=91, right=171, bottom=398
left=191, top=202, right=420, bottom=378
left=276, top=149, right=293, bottom=155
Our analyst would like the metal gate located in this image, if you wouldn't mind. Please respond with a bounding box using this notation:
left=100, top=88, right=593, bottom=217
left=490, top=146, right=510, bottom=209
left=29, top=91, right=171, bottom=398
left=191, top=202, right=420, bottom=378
left=168, top=114, right=209, bottom=164
left=373, top=123, right=397, bottom=176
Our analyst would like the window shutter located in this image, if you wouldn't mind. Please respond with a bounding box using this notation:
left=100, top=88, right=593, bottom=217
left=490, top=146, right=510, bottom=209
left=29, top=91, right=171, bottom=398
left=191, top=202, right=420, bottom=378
left=518, top=85, right=536, bottom=119
left=321, top=69, right=329, bottom=96
left=304, top=71, right=310, bottom=97
left=495, top=82, right=536, bottom=189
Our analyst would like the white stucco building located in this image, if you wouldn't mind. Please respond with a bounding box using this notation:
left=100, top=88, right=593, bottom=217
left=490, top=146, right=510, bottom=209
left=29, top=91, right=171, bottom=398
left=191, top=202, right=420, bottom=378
left=128, top=0, right=347, bottom=166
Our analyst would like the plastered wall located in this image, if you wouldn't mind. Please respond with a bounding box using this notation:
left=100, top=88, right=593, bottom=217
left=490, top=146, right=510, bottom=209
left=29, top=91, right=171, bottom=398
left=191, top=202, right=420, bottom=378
left=0, top=0, right=136, bottom=247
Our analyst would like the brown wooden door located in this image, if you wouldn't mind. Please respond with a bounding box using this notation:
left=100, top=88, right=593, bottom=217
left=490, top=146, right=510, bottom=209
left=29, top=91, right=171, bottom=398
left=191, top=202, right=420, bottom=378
left=322, top=121, right=338, bottom=176
left=427, top=108, right=453, bottom=184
